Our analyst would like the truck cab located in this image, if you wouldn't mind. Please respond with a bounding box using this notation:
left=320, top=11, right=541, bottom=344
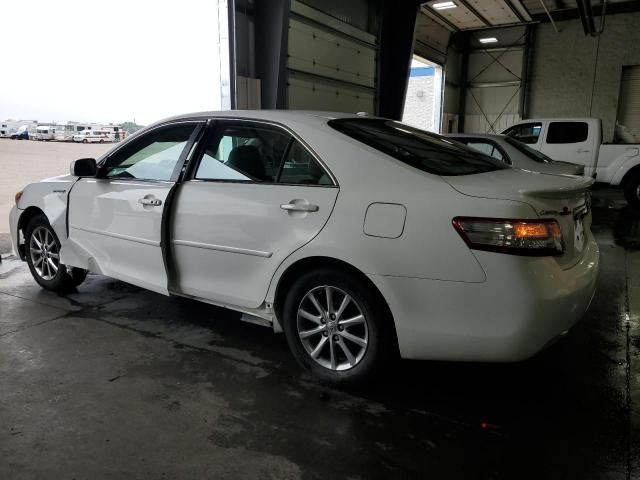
left=503, top=119, right=600, bottom=177
left=504, top=118, right=640, bottom=208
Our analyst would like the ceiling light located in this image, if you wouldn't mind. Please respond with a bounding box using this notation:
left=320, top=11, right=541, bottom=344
left=479, top=37, right=498, bottom=44
left=432, top=2, right=457, bottom=10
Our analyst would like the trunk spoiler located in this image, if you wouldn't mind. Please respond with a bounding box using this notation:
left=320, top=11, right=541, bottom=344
left=518, top=177, right=594, bottom=199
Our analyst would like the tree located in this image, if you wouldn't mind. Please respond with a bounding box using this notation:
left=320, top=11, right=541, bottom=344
left=121, top=121, right=144, bottom=134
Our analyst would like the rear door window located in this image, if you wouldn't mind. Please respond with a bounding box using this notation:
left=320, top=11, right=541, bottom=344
left=504, top=136, right=552, bottom=163
left=503, top=122, right=542, bottom=144
left=195, top=121, right=334, bottom=185
left=329, top=119, right=507, bottom=176
left=461, top=140, right=507, bottom=164
left=195, top=122, right=291, bottom=182
left=546, top=122, right=589, bottom=144
left=278, top=141, right=333, bottom=185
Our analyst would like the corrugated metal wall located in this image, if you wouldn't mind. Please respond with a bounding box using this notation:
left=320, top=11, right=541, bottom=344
left=294, top=0, right=377, bottom=33
left=286, top=0, right=378, bottom=114
left=413, top=10, right=450, bottom=66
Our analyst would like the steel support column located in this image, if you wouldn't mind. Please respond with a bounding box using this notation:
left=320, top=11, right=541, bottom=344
left=457, top=32, right=470, bottom=132
left=376, top=0, right=420, bottom=119
left=254, top=0, right=291, bottom=109
left=228, top=0, right=237, bottom=109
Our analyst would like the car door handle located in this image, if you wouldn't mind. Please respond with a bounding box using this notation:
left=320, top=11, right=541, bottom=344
left=138, top=197, right=162, bottom=206
left=280, top=203, right=319, bottom=212
left=576, top=148, right=591, bottom=153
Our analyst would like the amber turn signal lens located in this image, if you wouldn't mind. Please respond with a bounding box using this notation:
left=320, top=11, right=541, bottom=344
left=513, top=222, right=549, bottom=238
left=15, top=190, right=23, bottom=205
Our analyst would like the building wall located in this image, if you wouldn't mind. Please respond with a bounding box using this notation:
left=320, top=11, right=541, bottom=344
left=442, top=26, right=526, bottom=134
left=463, top=26, right=526, bottom=134
left=528, top=12, right=640, bottom=142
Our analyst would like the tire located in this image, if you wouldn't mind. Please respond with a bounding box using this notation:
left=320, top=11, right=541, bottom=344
left=25, top=215, right=88, bottom=292
left=70, top=268, right=88, bottom=287
left=623, top=171, right=640, bottom=210
left=82, top=139, right=88, bottom=144
left=282, top=268, right=394, bottom=385
left=99, top=139, right=104, bottom=143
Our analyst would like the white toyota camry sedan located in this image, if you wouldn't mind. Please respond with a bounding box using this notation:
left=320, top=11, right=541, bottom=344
left=9, top=111, right=599, bottom=384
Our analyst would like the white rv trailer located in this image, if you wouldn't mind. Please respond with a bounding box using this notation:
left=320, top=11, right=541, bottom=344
left=56, top=123, right=92, bottom=141
left=54, top=123, right=125, bottom=142
left=0, top=122, right=11, bottom=137
left=51, top=124, right=68, bottom=141
left=35, top=126, right=55, bottom=141
left=1, top=120, right=37, bottom=138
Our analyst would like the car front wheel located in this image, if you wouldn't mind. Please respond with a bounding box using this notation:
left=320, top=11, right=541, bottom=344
left=25, top=215, right=87, bottom=292
left=283, top=268, right=394, bottom=384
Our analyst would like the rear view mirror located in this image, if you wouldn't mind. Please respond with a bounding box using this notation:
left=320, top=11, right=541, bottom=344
left=70, top=158, right=97, bottom=177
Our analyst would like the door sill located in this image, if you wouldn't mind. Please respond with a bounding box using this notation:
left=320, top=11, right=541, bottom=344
left=169, top=289, right=274, bottom=329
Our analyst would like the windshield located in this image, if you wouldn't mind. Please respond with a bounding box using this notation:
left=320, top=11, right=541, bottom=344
left=504, top=136, right=552, bottom=163
left=329, top=118, right=508, bottom=176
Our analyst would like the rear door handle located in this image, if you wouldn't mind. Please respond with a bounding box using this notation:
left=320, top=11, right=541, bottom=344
left=280, top=203, right=319, bottom=212
left=576, top=148, right=591, bottom=153
left=138, top=197, right=162, bottom=206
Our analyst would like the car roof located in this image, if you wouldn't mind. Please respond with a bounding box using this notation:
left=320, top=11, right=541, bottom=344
left=513, top=117, right=598, bottom=122
left=155, top=110, right=368, bottom=128
left=98, top=111, right=379, bottom=162
left=446, top=133, right=506, bottom=140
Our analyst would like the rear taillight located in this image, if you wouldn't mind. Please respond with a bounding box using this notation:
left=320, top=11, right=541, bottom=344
left=452, top=217, right=564, bottom=256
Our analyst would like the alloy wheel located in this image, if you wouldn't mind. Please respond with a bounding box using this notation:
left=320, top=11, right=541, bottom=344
left=296, top=286, right=368, bottom=371
left=29, top=226, right=60, bottom=281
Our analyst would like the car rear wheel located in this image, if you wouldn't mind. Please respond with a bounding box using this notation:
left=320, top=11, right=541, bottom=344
left=623, top=171, right=640, bottom=210
left=25, top=215, right=87, bottom=292
left=283, top=268, right=394, bottom=384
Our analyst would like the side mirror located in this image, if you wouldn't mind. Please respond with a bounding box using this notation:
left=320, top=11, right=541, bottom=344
left=70, top=158, right=97, bottom=177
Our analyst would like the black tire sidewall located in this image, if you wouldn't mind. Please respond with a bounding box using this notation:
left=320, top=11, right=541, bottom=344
left=24, top=216, right=73, bottom=291
left=624, top=173, right=640, bottom=209
left=70, top=268, right=88, bottom=287
left=283, top=268, right=391, bottom=384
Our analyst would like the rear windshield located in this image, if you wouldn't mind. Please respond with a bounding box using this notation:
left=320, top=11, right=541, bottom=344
left=504, top=136, right=552, bottom=163
left=328, top=118, right=508, bottom=176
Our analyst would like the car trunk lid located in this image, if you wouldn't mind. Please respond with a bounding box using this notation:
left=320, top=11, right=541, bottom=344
left=442, top=169, right=594, bottom=268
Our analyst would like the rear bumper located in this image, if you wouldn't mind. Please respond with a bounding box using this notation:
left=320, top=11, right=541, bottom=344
left=369, top=236, right=599, bottom=362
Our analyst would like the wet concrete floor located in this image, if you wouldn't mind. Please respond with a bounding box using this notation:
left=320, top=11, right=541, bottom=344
left=1, top=188, right=639, bottom=479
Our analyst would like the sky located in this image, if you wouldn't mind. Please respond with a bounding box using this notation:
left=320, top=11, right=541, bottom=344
left=0, top=0, right=224, bottom=126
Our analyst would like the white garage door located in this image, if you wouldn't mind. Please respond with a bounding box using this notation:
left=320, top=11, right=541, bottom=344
left=287, top=0, right=377, bottom=114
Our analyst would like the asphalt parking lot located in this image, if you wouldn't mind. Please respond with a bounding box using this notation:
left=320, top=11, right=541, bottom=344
left=0, top=149, right=639, bottom=478
left=0, top=139, right=112, bottom=233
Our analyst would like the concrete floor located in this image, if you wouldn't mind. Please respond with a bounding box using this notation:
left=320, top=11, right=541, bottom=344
left=1, top=189, right=639, bottom=479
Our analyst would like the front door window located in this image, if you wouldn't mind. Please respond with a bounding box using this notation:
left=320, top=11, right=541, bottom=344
left=104, top=123, right=197, bottom=181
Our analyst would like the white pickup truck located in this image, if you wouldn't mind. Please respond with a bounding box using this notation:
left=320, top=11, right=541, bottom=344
left=503, top=118, right=640, bottom=208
